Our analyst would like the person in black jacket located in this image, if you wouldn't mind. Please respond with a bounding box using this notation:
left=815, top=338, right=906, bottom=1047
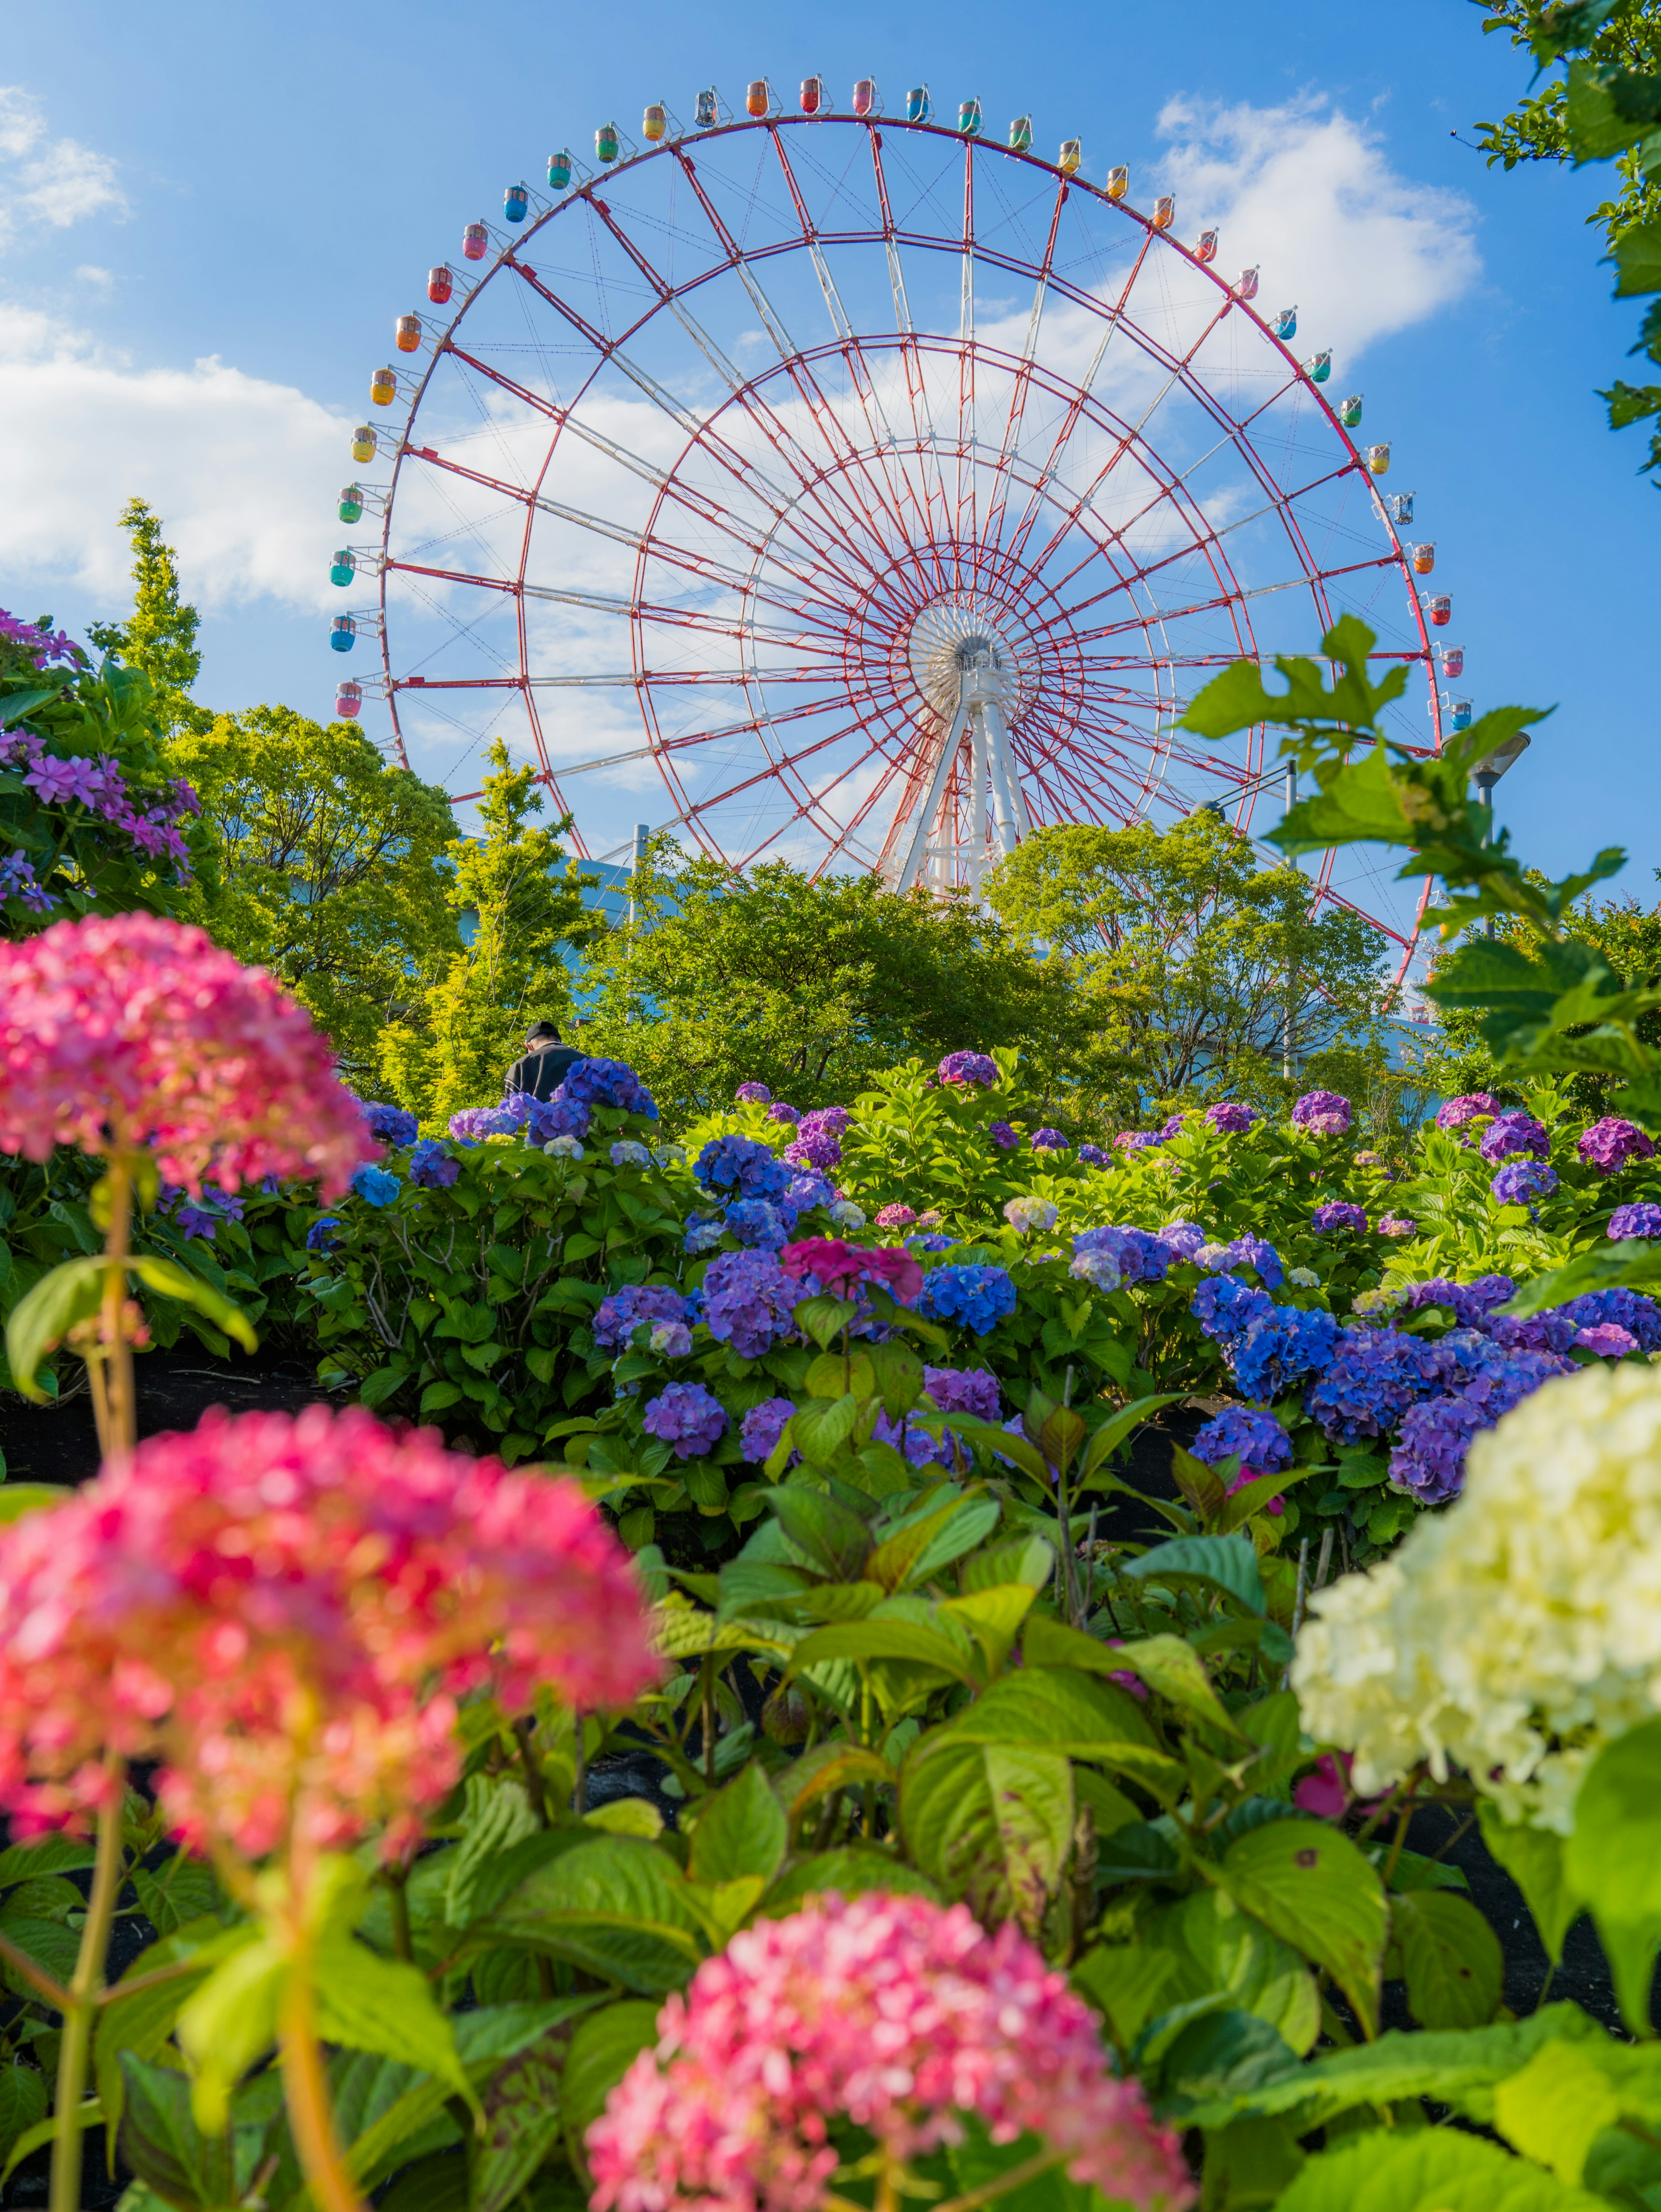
left=503, top=1021, right=584, bottom=1103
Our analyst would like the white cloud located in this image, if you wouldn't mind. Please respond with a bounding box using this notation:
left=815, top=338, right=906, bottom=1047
left=0, top=86, right=127, bottom=245
left=0, top=309, right=353, bottom=611
left=74, top=263, right=112, bottom=287
left=1153, top=94, right=1480, bottom=359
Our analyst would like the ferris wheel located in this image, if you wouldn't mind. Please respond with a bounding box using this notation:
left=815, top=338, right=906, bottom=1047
left=326, top=77, right=1460, bottom=985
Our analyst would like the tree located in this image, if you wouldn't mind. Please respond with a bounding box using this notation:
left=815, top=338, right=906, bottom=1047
left=1474, top=1, right=1661, bottom=472
left=983, top=812, right=1392, bottom=1120
left=170, top=706, right=459, bottom=1088
left=379, top=740, right=601, bottom=1126
left=575, top=843, right=1081, bottom=1125
left=85, top=498, right=213, bottom=736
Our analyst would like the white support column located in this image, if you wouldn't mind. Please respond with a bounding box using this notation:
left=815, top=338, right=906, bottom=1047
left=967, top=701, right=989, bottom=890
left=894, top=697, right=971, bottom=893
left=981, top=695, right=1021, bottom=857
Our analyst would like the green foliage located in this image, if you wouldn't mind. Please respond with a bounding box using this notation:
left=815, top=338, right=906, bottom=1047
left=169, top=705, right=459, bottom=1089
left=982, top=813, right=1391, bottom=1119
left=84, top=497, right=212, bottom=739
left=577, top=839, right=1079, bottom=1129
left=380, top=740, right=600, bottom=1127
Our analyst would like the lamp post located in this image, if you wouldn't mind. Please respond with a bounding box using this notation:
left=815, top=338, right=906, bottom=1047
left=1472, top=732, right=1530, bottom=936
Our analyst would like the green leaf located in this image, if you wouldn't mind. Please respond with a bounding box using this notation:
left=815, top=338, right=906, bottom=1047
left=0, top=1485, right=69, bottom=1524
left=4, top=1254, right=107, bottom=1401
left=1273, top=2127, right=1605, bottom=2212
left=484, top=1837, right=705, bottom=1994
left=1478, top=1805, right=1582, bottom=1966
left=1, top=2099, right=100, bottom=2188
left=760, top=1848, right=940, bottom=1916
left=1122, top=1532, right=1266, bottom=1615
left=1076, top=1393, right=1188, bottom=1485
left=793, top=1295, right=859, bottom=1350
left=1158, top=2008, right=1304, bottom=2107
left=117, top=2053, right=237, bottom=2212
left=941, top=1662, right=1160, bottom=1754
left=95, top=1921, right=221, bottom=2163
left=1494, top=2041, right=1625, bottom=2186
left=1216, top=1818, right=1388, bottom=2038
left=900, top=1735, right=1074, bottom=1933
left=174, top=1928, right=285, bottom=2132
left=1613, top=213, right=1661, bottom=298
left=472, top=2031, right=569, bottom=2212
left=1392, top=1888, right=1504, bottom=2030
left=763, top=1486, right=872, bottom=1578
left=313, top=1937, right=471, bottom=2100
left=561, top=2000, right=661, bottom=2172
left=770, top=1742, right=896, bottom=1827
left=1159, top=1887, right=1322, bottom=2057
left=128, top=1256, right=257, bottom=1352
left=0, top=2066, right=47, bottom=2175
left=786, top=1618, right=981, bottom=1687
left=688, top=1764, right=787, bottom=1887
left=1087, top=1629, right=1248, bottom=1743
left=1564, top=1713, right=1661, bottom=2031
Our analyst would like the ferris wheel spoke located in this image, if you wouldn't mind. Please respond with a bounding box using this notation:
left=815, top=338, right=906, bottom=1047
left=1062, top=552, right=1404, bottom=650
left=868, top=133, right=958, bottom=567
left=975, top=176, right=1069, bottom=565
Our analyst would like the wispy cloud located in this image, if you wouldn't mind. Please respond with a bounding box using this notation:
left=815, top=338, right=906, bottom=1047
left=1154, top=94, right=1480, bottom=359
left=0, top=85, right=127, bottom=246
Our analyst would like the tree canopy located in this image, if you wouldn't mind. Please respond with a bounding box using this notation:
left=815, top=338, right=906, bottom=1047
left=983, top=811, right=1392, bottom=1120
left=86, top=498, right=213, bottom=739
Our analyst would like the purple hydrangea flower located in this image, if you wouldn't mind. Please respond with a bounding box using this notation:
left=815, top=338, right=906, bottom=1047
left=1192, top=1406, right=1293, bottom=1474
left=1578, top=1117, right=1657, bottom=1174
left=1403, top=1275, right=1516, bottom=1328
left=1031, top=1127, right=1069, bottom=1152
left=1072, top=1224, right=1174, bottom=1286
left=924, top=1366, right=1002, bottom=1421
left=739, top=1397, right=796, bottom=1463
left=766, top=1102, right=801, bottom=1125
left=1560, top=1287, right=1661, bottom=1352
left=450, top=1105, right=520, bottom=1142
left=593, top=1284, right=690, bottom=1353
left=1491, top=1161, right=1559, bottom=1207
left=701, top=1249, right=801, bottom=1357
left=723, top=1198, right=789, bottom=1248
left=1311, top=1202, right=1368, bottom=1236
left=642, top=1381, right=728, bottom=1460
left=1306, top=1326, right=1457, bottom=1443
left=1113, top=1130, right=1159, bottom=1152
left=408, top=1138, right=459, bottom=1189
left=907, top=1233, right=956, bottom=1254
left=1390, top=1345, right=1574, bottom=1504
left=1480, top=1111, right=1551, bottom=1164
left=1435, top=1092, right=1501, bottom=1131
left=1485, top=1307, right=1581, bottom=1355
left=1610, top=1203, right=1661, bottom=1240
left=784, top=1171, right=837, bottom=1214
left=696, top=1133, right=793, bottom=1204
left=1579, top=1322, right=1638, bottom=1357
left=989, top=1120, right=1019, bottom=1151
left=1160, top=1220, right=1209, bottom=1260
left=802, top=1107, right=850, bottom=1137
left=1077, top=1143, right=1109, bottom=1167
left=1293, top=1090, right=1353, bottom=1136
left=350, top=1165, right=401, bottom=1207
left=917, top=1264, right=1017, bottom=1334
left=0, top=852, right=55, bottom=913
left=1379, top=1214, right=1417, bottom=1238
left=24, top=753, right=103, bottom=807
left=357, top=1100, right=418, bottom=1147
left=734, top=1082, right=773, bottom=1104
left=938, top=1051, right=998, bottom=1087
left=526, top=1095, right=592, bottom=1145
left=1206, top=1101, right=1257, bottom=1134
left=784, top=1130, right=842, bottom=1173
left=1158, top=1113, right=1189, bottom=1140
left=1197, top=1233, right=1284, bottom=1288
left=558, top=1057, right=657, bottom=1119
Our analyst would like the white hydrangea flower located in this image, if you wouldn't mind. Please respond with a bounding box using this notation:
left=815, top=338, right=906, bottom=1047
left=610, top=1140, right=651, bottom=1168
left=544, top=1135, right=585, bottom=1160
left=1288, top=1266, right=1321, bottom=1288
left=828, top=1200, right=866, bottom=1229
left=1291, top=1362, right=1661, bottom=1831
left=651, top=1143, right=686, bottom=1167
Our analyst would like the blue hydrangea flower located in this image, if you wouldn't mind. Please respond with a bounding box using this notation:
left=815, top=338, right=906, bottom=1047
left=350, top=1165, right=401, bottom=1207
left=1390, top=1345, right=1574, bottom=1503
left=1031, top=1127, right=1069, bottom=1152
left=1479, top=1111, right=1551, bottom=1164
left=906, top=1233, right=956, bottom=1254
left=358, top=1099, right=418, bottom=1147
left=1311, top=1202, right=1368, bottom=1236
left=449, top=1105, right=520, bottom=1143
left=1559, top=1287, right=1661, bottom=1352
left=642, top=1381, right=727, bottom=1460
left=558, top=1057, right=657, bottom=1118
left=1077, top=1143, right=1110, bottom=1168
left=1160, top=1220, right=1209, bottom=1260
left=917, top=1264, right=1018, bottom=1335
left=1305, top=1326, right=1457, bottom=1443
left=702, top=1249, right=800, bottom=1357
left=593, top=1284, right=690, bottom=1353
left=739, top=1396, right=796, bottom=1462
left=306, top=1217, right=341, bottom=1252
left=683, top=1214, right=725, bottom=1255
left=1231, top=1305, right=1338, bottom=1400
left=1197, top=1233, right=1284, bottom=1288
left=1191, top=1276, right=1274, bottom=1343
left=784, top=1171, right=837, bottom=1214
left=1491, top=1161, right=1558, bottom=1207
left=722, top=1198, right=789, bottom=1248
left=1192, top=1406, right=1293, bottom=1473
left=526, top=1095, right=591, bottom=1145
left=695, top=1133, right=792, bottom=1204
left=408, top=1138, right=460, bottom=1189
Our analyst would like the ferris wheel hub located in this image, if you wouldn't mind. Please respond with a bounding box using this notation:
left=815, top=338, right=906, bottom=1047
left=904, top=592, right=1027, bottom=727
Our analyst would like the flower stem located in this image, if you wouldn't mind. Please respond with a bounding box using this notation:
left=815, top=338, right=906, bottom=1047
left=50, top=1770, right=125, bottom=2212
left=100, top=1152, right=136, bottom=1460
left=279, top=1948, right=367, bottom=2212
left=935, top=2148, right=1065, bottom=2212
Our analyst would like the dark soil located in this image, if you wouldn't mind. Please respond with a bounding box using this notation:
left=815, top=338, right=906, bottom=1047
left=0, top=1344, right=350, bottom=1490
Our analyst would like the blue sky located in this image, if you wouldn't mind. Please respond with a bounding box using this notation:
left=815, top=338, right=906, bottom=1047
left=0, top=0, right=1653, bottom=923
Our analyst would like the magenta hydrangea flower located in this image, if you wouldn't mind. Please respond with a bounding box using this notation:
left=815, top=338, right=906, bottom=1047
left=1205, top=1101, right=1257, bottom=1134
left=24, top=753, right=103, bottom=807
left=1434, top=1092, right=1500, bottom=1131
left=1479, top=1111, right=1550, bottom=1164
left=1610, top=1202, right=1661, bottom=1239
left=1292, top=1090, right=1352, bottom=1136
left=641, top=1382, right=728, bottom=1460
left=1312, top=1201, right=1368, bottom=1235
left=734, top=1082, right=772, bottom=1104
left=937, top=1051, right=998, bottom=1087
left=1578, top=1117, right=1657, bottom=1174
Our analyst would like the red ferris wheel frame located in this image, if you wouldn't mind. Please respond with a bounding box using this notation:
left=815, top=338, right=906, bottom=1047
left=362, top=105, right=1446, bottom=983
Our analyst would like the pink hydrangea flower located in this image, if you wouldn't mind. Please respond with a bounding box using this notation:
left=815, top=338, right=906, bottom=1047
left=780, top=1238, right=923, bottom=1304
left=0, top=912, right=377, bottom=1195
left=588, top=1892, right=1191, bottom=2212
left=0, top=1407, right=661, bottom=1858
left=875, top=1204, right=917, bottom=1228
